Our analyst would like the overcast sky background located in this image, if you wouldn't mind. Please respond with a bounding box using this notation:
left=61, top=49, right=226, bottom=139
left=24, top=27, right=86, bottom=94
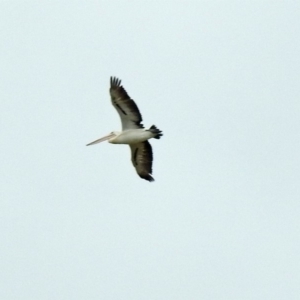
left=1, top=1, right=300, bottom=299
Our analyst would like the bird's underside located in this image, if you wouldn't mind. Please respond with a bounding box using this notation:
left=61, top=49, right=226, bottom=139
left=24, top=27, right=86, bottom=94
left=87, top=76, right=163, bottom=182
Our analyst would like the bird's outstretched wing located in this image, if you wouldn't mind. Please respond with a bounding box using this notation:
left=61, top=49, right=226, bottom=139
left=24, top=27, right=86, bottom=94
left=130, top=141, right=154, bottom=182
left=110, top=77, right=144, bottom=130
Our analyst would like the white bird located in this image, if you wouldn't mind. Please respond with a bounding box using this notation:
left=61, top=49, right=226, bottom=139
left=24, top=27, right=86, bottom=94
left=87, top=77, right=163, bottom=182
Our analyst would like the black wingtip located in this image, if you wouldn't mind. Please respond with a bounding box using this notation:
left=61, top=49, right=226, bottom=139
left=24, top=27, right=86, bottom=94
left=147, top=176, right=155, bottom=182
left=110, top=76, right=122, bottom=87
left=140, top=174, right=155, bottom=182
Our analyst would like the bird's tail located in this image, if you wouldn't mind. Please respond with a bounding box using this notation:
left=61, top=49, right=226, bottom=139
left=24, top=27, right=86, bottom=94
left=148, top=125, right=163, bottom=139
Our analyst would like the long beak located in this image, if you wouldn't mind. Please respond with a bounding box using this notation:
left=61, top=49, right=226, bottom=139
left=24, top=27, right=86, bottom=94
left=86, top=133, right=115, bottom=146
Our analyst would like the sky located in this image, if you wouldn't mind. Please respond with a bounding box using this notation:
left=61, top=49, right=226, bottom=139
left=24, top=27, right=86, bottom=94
left=1, top=1, right=300, bottom=299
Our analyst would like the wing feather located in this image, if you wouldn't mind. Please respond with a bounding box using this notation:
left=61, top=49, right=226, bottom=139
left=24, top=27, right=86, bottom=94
left=130, top=141, right=154, bottom=182
left=110, top=77, right=144, bottom=130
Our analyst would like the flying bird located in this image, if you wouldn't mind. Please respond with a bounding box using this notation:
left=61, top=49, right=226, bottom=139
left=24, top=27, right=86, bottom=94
left=87, top=77, right=163, bottom=182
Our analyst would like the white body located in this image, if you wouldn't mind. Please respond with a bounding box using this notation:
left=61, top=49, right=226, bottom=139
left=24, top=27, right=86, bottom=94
left=110, top=129, right=154, bottom=144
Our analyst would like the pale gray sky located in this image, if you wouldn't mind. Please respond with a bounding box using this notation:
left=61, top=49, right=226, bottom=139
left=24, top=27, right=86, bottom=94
left=1, top=1, right=300, bottom=299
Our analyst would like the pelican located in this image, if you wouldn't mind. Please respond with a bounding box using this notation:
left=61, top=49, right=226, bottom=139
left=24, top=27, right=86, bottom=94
left=87, top=77, right=163, bottom=182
